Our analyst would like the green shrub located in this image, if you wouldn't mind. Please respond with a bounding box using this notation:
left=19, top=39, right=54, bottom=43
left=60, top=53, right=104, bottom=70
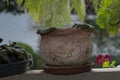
left=16, top=42, right=44, bottom=69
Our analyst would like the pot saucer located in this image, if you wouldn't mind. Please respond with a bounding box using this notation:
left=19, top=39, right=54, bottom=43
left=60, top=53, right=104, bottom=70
left=43, top=63, right=93, bottom=75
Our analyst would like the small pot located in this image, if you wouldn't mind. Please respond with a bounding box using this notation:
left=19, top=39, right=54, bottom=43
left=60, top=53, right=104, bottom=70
left=0, top=60, right=31, bottom=77
left=38, top=24, right=94, bottom=66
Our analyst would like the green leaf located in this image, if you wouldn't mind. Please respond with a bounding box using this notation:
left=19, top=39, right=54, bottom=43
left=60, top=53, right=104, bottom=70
left=70, top=0, right=86, bottom=23
left=97, top=0, right=112, bottom=16
left=102, top=61, right=110, bottom=68
left=44, top=0, right=71, bottom=28
left=107, top=26, right=118, bottom=35
left=109, top=9, right=120, bottom=25
left=96, top=11, right=110, bottom=29
left=109, top=0, right=120, bottom=9
left=16, top=0, right=24, bottom=4
left=110, top=61, right=116, bottom=68
left=0, top=50, right=10, bottom=63
left=16, top=0, right=72, bottom=28
left=90, top=0, right=100, bottom=12
left=96, top=0, right=120, bottom=35
left=15, top=0, right=24, bottom=9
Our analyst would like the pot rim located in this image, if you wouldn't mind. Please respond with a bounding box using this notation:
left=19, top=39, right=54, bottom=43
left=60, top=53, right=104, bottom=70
left=37, top=28, right=94, bottom=36
left=37, top=23, right=94, bottom=35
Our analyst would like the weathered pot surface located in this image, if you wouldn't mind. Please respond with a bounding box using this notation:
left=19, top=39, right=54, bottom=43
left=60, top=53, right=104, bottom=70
left=38, top=24, right=94, bottom=66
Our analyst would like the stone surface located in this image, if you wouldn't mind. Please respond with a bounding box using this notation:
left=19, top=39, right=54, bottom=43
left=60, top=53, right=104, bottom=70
left=0, top=68, right=120, bottom=80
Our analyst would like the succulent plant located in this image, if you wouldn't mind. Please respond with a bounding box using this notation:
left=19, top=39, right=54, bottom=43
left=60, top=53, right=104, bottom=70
left=0, top=38, right=32, bottom=64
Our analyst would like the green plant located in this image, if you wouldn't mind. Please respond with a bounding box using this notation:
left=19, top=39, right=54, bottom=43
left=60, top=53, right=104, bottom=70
left=0, top=38, right=32, bottom=64
left=15, top=0, right=120, bottom=34
left=96, top=54, right=116, bottom=68
left=15, top=0, right=86, bottom=28
left=91, top=0, right=120, bottom=35
left=0, top=0, right=24, bottom=14
left=16, top=42, right=44, bottom=69
left=16, top=42, right=35, bottom=58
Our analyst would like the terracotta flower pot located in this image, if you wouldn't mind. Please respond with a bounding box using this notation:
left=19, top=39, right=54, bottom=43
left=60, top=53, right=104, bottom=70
left=38, top=24, right=94, bottom=67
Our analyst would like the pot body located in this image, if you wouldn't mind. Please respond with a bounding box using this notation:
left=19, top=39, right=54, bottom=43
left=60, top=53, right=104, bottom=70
left=0, top=60, right=30, bottom=77
left=40, top=28, right=93, bottom=66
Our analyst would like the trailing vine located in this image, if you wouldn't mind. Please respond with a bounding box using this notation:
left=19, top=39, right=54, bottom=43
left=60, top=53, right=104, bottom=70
left=16, top=0, right=86, bottom=29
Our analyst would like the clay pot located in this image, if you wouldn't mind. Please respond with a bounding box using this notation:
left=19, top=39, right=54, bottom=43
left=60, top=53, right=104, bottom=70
left=38, top=24, right=94, bottom=66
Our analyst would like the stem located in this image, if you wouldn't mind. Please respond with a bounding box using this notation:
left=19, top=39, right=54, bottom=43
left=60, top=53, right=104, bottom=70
left=118, top=22, right=120, bottom=28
